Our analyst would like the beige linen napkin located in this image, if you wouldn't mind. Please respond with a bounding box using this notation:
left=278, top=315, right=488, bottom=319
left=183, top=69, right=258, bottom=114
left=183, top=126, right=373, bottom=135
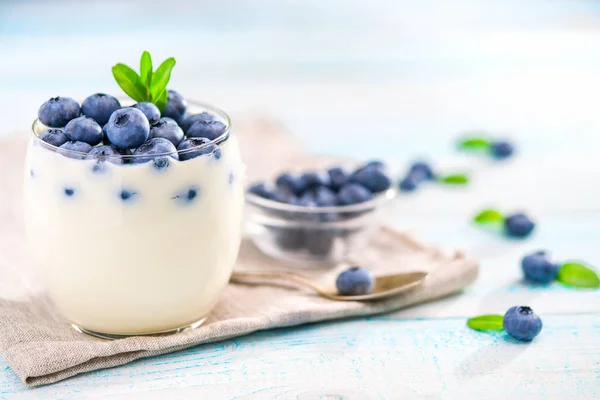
left=0, top=119, right=478, bottom=386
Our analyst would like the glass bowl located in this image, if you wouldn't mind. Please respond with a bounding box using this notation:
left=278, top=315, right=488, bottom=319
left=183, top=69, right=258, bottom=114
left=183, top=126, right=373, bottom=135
left=245, top=181, right=396, bottom=264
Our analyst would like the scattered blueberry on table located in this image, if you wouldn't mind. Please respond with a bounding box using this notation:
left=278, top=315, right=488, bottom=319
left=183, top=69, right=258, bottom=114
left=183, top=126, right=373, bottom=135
left=520, top=251, right=599, bottom=288
left=398, top=161, right=469, bottom=193
left=457, top=134, right=516, bottom=160
left=473, top=208, right=536, bottom=239
left=467, top=305, right=543, bottom=342
left=336, top=266, right=375, bottom=296
left=521, top=251, right=559, bottom=284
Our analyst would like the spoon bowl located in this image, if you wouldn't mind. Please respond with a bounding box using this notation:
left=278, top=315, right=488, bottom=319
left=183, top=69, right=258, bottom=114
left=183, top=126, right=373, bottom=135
left=230, top=270, right=428, bottom=301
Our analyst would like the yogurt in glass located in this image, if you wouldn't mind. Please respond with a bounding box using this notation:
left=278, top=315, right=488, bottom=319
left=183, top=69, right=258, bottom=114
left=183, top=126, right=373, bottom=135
left=24, top=101, right=244, bottom=337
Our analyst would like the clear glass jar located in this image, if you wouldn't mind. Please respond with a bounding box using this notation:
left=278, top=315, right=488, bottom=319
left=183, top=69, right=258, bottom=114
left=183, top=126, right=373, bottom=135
left=24, top=101, right=245, bottom=338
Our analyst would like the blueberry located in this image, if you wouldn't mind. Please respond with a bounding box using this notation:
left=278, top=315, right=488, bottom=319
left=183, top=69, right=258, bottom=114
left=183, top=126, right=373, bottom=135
left=299, top=171, right=330, bottom=190
left=119, top=189, right=137, bottom=201
left=162, top=89, right=187, bottom=123
left=38, top=96, right=81, bottom=127
left=106, top=108, right=150, bottom=150
left=336, top=266, right=375, bottom=295
left=521, top=251, right=559, bottom=283
left=58, top=141, right=92, bottom=160
left=399, top=174, right=419, bottom=192
left=102, top=123, right=110, bottom=144
left=364, top=160, right=385, bottom=170
left=81, top=93, right=120, bottom=125
left=131, top=138, right=178, bottom=171
left=275, top=172, right=307, bottom=196
left=308, top=186, right=337, bottom=207
left=503, top=306, right=542, bottom=341
left=248, top=182, right=276, bottom=199
left=180, top=112, right=216, bottom=132
left=337, top=183, right=373, bottom=206
left=150, top=117, right=184, bottom=146
left=64, top=116, right=103, bottom=146
left=186, top=120, right=227, bottom=141
left=172, top=186, right=201, bottom=204
left=504, top=213, right=535, bottom=238
left=177, top=137, right=221, bottom=161
left=64, top=187, right=75, bottom=197
left=409, top=161, right=435, bottom=181
left=491, top=140, right=515, bottom=159
left=271, top=189, right=297, bottom=204
left=38, top=128, right=68, bottom=147
left=327, top=167, right=347, bottom=190
left=89, top=145, right=127, bottom=167
left=349, top=167, right=392, bottom=193
left=132, top=102, right=161, bottom=125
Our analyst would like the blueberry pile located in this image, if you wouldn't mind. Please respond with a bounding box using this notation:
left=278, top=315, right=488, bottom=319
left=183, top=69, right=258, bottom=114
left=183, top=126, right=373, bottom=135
left=248, top=160, right=392, bottom=208
left=36, top=91, right=224, bottom=169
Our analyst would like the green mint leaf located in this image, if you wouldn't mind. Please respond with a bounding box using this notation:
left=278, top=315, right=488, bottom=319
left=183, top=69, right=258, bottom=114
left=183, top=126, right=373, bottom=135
left=439, top=173, right=469, bottom=185
left=112, top=63, right=147, bottom=102
left=150, top=57, right=176, bottom=99
left=140, top=51, right=153, bottom=89
left=467, top=314, right=504, bottom=331
left=458, top=137, right=492, bottom=150
left=557, top=262, right=600, bottom=288
left=154, top=87, right=168, bottom=113
left=473, top=209, right=505, bottom=224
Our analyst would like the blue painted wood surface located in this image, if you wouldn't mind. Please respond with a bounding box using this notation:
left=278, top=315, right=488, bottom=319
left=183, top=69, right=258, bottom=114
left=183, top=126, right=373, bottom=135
left=1, top=0, right=600, bottom=398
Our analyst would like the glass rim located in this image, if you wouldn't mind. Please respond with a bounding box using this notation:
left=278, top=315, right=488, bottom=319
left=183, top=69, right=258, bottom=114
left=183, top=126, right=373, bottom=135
left=30, top=99, right=232, bottom=159
left=245, top=187, right=397, bottom=214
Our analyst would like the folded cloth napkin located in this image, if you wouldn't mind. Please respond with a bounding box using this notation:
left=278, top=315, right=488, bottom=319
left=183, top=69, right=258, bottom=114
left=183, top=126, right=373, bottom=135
left=0, top=119, right=478, bottom=386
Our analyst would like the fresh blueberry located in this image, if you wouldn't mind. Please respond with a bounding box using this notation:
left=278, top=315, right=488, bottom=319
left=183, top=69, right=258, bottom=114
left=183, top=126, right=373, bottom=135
left=491, top=140, right=515, bottom=159
left=106, top=108, right=150, bottom=150
left=275, top=172, right=307, bottom=196
left=38, top=96, right=81, bottom=127
left=172, top=186, right=201, bottom=204
left=162, top=89, right=187, bottom=122
left=300, top=171, right=330, bottom=190
left=186, top=120, right=227, bottom=141
left=399, top=174, right=420, bottom=192
left=409, top=161, right=435, bottom=181
left=119, top=189, right=137, bottom=202
left=131, top=138, right=178, bottom=171
left=180, top=112, right=216, bottom=132
left=503, top=306, right=543, bottom=341
left=271, top=189, right=297, bottom=204
left=177, top=137, right=221, bottom=161
left=364, top=160, right=386, bottom=170
left=150, top=117, right=184, bottom=146
left=248, top=182, right=276, bottom=199
left=81, top=93, right=120, bottom=125
left=58, top=141, right=92, bottom=159
left=64, top=187, right=75, bottom=197
left=336, top=266, right=375, bottom=295
left=89, top=145, right=127, bottom=167
left=337, top=183, right=373, bottom=206
left=504, top=213, right=535, bottom=238
left=64, top=116, right=103, bottom=146
left=132, top=102, right=161, bottom=125
left=308, top=186, right=337, bottom=207
left=521, top=251, right=559, bottom=283
left=38, top=128, right=69, bottom=147
left=349, top=167, right=391, bottom=193
left=102, top=123, right=110, bottom=144
left=327, top=167, right=347, bottom=190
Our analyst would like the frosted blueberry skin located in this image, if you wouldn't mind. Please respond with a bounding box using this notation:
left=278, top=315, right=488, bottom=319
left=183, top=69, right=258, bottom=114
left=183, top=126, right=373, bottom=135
left=336, top=266, right=375, bottom=295
left=177, top=138, right=221, bottom=161
left=38, top=96, right=81, bottom=128
left=133, top=102, right=161, bottom=125
left=275, top=172, right=307, bottom=196
left=521, top=251, right=559, bottom=283
left=150, top=117, right=184, bottom=147
left=39, top=128, right=69, bottom=147
left=327, top=167, right=348, bottom=191
left=186, top=120, right=227, bottom=141
left=299, top=171, right=330, bottom=190
left=89, top=145, right=128, bottom=166
left=302, top=186, right=337, bottom=207
left=106, top=108, right=150, bottom=150
left=504, top=213, right=535, bottom=238
left=65, top=116, right=103, bottom=146
left=503, top=306, right=542, bottom=341
left=349, top=167, right=391, bottom=193
left=131, top=137, right=179, bottom=164
left=81, top=93, right=121, bottom=125
left=58, top=141, right=93, bottom=160
left=337, top=183, right=373, bottom=206
left=180, top=112, right=216, bottom=133
left=162, top=90, right=187, bottom=123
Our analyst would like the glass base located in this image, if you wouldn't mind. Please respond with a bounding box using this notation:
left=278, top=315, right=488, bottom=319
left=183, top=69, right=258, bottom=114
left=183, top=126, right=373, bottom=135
left=71, top=317, right=207, bottom=340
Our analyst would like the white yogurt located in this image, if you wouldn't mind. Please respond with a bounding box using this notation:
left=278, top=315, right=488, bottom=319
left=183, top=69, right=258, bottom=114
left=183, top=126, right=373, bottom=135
left=24, top=124, right=245, bottom=335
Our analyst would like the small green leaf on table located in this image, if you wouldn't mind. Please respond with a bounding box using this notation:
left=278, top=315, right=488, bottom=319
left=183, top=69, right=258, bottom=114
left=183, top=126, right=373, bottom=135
left=458, top=136, right=491, bottom=150
left=473, top=209, right=505, bottom=224
left=140, top=50, right=153, bottom=88
left=467, top=314, right=504, bottom=331
left=557, top=262, right=600, bottom=288
left=112, top=64, right=147, bottom=102
left=439, top=173, right=469, bottom=185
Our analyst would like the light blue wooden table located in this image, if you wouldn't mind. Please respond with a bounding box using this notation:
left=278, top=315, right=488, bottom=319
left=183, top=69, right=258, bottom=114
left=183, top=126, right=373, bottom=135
left=1, top=1, right=599, bottom=398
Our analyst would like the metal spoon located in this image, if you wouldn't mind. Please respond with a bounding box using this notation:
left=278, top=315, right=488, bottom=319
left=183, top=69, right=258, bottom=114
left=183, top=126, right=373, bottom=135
left=230, top=270, right=428, bottom=301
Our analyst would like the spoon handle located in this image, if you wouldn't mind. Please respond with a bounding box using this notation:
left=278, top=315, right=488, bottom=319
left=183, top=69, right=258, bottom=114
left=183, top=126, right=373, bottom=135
left=230, top=271, right=329, bottom=297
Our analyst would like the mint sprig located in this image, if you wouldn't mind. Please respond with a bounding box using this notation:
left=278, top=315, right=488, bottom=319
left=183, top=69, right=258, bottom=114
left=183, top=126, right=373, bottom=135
left=557, top=262, right=600, bottom=288
left=112, top=51, right=175, bottom=112
left=473, top=209, right=505, bottom=224
left=467, top=314, right=504, bottom=331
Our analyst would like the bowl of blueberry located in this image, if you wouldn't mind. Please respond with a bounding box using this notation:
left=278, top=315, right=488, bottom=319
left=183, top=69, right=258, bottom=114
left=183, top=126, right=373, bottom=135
left=246, top=160, right=396, bottom=263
